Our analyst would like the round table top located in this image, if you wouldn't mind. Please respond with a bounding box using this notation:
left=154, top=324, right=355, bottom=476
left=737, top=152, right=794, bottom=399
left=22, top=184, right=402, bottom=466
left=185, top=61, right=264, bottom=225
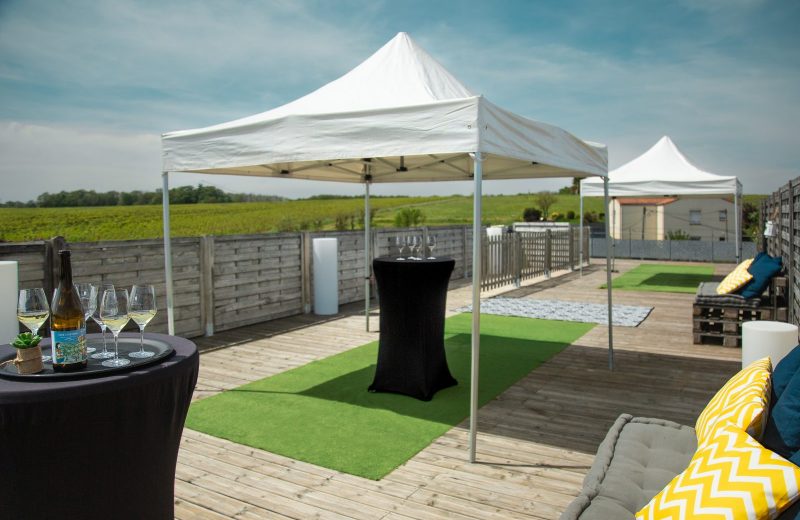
left=0, top=332, right=198, bottom=404
left=374, top=255, right=454, bottom=265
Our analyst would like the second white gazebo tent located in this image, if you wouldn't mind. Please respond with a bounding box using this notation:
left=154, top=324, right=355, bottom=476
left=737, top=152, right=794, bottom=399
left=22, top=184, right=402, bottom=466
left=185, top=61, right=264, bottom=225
left=580, top=136, right=742, bottom=264
left=161, top=32, right=612, bottom=462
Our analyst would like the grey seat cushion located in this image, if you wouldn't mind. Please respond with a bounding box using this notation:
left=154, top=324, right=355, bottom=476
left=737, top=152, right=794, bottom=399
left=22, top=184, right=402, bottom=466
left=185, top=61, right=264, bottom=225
left=695, top=281, right=761, bottom=308
left=560, top=414, right=697, bottom=520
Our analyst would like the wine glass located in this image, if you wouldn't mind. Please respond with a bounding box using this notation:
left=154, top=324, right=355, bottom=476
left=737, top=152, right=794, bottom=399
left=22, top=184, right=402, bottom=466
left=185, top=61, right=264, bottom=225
left=427, top=235, right=437, bottom=259
left=90, top=283, right=115, bottom=360
left=128, top=285, right=156, bottom=359
left=17, top=288, right=51, bottom=362
left=405, top=235, right=416, bottom=260
left=411, top=235, right=422, bottom=260
left=99, top=288, right=130, bottom=367
left=395, top=236, right=406, bottom=260
left=75, top=283, right=97, bottom=354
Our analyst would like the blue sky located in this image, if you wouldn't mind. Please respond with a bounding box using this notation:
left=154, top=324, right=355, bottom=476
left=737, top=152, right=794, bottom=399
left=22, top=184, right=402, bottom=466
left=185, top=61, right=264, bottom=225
left=1, top=0, right=798, bottom=201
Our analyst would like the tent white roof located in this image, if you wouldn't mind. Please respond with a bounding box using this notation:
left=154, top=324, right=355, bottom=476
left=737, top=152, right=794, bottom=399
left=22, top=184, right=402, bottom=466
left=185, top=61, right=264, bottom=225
left=580, top=136, right=739, bottom=197
left=162, top=32, right=607, bottom=182
left=160, top=32, right=615, bottom=463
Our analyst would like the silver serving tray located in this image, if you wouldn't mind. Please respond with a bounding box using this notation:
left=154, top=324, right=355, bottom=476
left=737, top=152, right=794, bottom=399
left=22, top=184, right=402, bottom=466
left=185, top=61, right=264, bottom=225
left=0, top=336, right=175, bottom=381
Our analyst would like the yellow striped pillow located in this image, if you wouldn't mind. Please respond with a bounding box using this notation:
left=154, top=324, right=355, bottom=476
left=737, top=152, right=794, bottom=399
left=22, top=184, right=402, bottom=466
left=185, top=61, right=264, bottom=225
left=717, top=258, right=754, bottom=294
left=636, top=423, right=800, bottom=520
left=695, top=357, right=772, bottom=446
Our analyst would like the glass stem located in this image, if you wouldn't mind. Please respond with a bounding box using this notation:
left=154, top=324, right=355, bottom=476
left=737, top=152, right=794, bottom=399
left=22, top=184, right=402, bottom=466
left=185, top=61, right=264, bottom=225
left=113, top=333, right=120, bottom=360
left=139, top=327, right=145, bottom=353
left=102, top=327, right=108, bottom=353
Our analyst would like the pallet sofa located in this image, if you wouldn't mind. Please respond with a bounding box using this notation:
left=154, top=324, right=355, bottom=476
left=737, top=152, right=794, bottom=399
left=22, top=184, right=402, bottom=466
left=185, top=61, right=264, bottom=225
left=693, top=275, right=787, bottom=347
left=694, top=252, right=787, bottom=348
left=561, top=349, right=800, bottom=519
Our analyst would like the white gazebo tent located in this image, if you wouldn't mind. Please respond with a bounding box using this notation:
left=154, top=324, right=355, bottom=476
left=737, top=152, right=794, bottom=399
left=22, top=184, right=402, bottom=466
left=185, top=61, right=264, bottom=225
left=580, top=136, right=742, bottom=266
left=161, top=32, right=612, bottom=461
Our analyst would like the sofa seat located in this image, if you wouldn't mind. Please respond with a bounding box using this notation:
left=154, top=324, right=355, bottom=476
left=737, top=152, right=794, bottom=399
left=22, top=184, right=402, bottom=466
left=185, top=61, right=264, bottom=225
left=560, top=414, right=696, bottom=520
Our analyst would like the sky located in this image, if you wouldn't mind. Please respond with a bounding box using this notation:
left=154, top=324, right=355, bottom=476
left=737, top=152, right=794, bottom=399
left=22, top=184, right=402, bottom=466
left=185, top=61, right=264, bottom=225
left=1, top=0, right=798, bottom=202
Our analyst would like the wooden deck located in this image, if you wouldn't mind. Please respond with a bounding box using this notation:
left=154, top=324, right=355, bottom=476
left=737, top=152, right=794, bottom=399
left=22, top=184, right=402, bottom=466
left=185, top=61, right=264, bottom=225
left=175, top=259, right=741, bottom=520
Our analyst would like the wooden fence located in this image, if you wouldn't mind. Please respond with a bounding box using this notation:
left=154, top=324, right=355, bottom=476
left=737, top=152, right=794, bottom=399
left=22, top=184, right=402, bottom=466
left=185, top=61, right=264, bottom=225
left=481, top=228, right=587, bottom=290
left=0, top=225, right=586, bottom=338
left=762, top=177, right=800, bottom=326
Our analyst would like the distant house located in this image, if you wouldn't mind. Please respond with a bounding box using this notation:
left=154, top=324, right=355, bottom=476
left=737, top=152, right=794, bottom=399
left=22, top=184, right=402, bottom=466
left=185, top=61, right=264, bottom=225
left=607, top=196, right=736, bottom=241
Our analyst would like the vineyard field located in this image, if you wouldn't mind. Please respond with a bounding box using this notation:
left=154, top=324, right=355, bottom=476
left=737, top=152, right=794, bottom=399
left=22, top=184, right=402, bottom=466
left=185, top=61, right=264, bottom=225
left=0, top=193, right=762, bottom=242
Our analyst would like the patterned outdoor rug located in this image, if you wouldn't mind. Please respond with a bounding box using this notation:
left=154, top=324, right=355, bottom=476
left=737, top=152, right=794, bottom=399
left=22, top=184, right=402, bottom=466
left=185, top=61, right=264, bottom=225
left=453, top=298, right=653, bottom=327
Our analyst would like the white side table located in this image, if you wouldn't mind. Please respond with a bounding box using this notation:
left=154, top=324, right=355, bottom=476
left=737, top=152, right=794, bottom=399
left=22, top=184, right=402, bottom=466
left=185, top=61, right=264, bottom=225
left=742, top=321, right=798, bottom=369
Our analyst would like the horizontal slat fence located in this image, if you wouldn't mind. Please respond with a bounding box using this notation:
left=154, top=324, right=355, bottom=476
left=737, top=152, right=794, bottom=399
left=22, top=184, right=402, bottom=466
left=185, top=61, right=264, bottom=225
left=0, top=224, right=584, bottom=338
left=763, top=177, right=800, bottom=327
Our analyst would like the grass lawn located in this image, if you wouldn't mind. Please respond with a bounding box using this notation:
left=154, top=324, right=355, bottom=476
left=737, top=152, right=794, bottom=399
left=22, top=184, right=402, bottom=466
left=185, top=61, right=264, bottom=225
left=604, top=263, right=715, bottom=293
left=185, top=313, right=593, bottom=480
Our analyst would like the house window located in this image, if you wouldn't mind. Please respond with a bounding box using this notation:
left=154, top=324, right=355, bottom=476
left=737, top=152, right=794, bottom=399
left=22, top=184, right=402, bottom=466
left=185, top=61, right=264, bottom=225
left=690, top=210, right=701, bottom=225
left=719, top=210, right=727, bottom=221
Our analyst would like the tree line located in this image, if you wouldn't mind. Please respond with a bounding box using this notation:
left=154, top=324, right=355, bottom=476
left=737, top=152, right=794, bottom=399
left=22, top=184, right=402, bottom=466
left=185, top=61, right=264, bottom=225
left=0, top=185, right=285, bottom=208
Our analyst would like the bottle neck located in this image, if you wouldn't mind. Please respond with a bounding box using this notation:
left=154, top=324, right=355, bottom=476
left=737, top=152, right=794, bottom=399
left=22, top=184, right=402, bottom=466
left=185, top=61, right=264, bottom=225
left=60, top=254, right=72, bottom=287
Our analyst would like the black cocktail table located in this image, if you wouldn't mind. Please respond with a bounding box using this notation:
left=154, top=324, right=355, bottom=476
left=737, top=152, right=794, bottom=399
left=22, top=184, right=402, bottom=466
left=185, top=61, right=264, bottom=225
left=0, top=332, right=199, bottom=520
left=369, top=256, right=457, bottom=401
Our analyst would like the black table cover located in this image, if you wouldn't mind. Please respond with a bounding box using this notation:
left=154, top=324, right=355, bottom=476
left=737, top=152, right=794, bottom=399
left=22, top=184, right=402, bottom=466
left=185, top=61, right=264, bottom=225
left=369, top=256, right=457, bottom=401
left=0, top=332, right=199, bottom=520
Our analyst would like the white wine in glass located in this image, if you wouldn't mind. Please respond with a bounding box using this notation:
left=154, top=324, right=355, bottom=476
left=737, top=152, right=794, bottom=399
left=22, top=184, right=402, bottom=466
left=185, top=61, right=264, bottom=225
left=99, top=289, right=131, bottom=368
left=17, top=288, right=51, bottom=362
left=90, top=283, right=115, bottom=360
left=128, top=285, right=156, bottom=359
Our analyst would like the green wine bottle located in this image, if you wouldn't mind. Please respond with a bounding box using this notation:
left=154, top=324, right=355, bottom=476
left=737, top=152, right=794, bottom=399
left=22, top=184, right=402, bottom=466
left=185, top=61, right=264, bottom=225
left=51, top=250, right=87, bottom=372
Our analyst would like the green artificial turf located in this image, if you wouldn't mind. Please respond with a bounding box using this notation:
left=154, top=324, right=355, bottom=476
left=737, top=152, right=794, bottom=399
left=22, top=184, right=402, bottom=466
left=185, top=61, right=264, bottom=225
left=186, top=313, right=593, bottom=480
left=603, top=263, right=715, bottom=293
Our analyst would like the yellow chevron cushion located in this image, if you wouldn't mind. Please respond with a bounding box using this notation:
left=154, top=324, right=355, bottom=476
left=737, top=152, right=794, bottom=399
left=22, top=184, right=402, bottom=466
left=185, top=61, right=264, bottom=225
left=717, top=258, right=754, bottom=294
left=636, top=423, right=800, bottom=520
left=695, top=357, right=772, bottom=446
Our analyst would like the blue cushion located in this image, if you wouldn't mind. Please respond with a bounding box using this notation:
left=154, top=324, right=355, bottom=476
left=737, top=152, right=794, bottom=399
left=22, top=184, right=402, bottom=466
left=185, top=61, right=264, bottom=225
left=774, top=346, right=800, bottom=399
left=739, top=253, right=782, bottom=298
left=762, top=368, right=800, bottom=460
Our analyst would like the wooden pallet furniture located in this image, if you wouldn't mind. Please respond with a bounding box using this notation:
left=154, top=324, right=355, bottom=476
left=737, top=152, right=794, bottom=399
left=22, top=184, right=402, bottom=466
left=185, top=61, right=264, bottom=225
left=693, top=276, right=788, bottom=348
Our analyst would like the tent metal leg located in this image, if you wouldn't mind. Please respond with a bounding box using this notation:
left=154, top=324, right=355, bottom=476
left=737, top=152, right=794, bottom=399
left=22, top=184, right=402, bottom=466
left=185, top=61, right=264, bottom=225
left=579, top=190, right=584, bottom=276
left=364, top=180, right=371, bottom=332
left=734, top=190, right=741, bottom=263
left=162, top=171, right=175, bottom=336
left=469, top=153, right=483, bottom=463
left=604, top=178, right=614, bottom=370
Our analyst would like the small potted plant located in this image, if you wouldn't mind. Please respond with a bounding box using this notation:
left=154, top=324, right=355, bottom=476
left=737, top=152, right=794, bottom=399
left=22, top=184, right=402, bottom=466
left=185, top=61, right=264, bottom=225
left=11, top=332, right=44, bottom=374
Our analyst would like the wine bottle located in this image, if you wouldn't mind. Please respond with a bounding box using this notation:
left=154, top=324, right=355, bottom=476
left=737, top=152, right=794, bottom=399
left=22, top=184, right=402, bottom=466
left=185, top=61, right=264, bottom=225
left=51, top=250, right=87, bottom=372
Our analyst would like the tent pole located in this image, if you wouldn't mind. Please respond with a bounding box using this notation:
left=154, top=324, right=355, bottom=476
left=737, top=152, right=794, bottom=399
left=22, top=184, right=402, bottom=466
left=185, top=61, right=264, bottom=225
left=469, top=153, right=483, bottom=464
left=162, top=171, right=175, bottom=335
left=734, top=188, right=741, bottom=263
left=579, top=187, right=584, bottom=276
left=604, top=177, right=614, bottom=370
left=364, top=178, right=371, bottom=332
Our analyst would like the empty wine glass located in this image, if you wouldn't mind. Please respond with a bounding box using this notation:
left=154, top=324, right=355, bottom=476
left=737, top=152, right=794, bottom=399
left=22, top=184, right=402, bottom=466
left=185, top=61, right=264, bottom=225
left=427, top=235, right=437, bottom=259
left=99, top=288, right=130, bottom=367
left=90, top=283, right=115, bottom=360
left=75, top=283, right=97, bottom=354
left=128, top=285, right=156, bottom=359
left=411, top=235, right=422, bottom=260
left=395, top=236, right=406, bottom=260
left=17, top=288, right=51, bottom=362
left=405, top=235, right=416, bottom=260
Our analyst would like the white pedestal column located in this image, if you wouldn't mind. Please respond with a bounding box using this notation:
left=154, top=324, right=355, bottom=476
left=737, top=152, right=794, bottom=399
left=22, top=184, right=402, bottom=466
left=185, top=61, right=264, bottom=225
left=0, top=261, right=19, bottom=344
left=313, top=238, right=339, bottom=315
left=742, top=321, right=798, bottom=369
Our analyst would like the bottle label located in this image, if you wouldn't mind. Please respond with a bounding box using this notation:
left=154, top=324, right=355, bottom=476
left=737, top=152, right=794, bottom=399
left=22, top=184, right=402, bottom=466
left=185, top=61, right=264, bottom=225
left=52, top=328, right=87, bottom=365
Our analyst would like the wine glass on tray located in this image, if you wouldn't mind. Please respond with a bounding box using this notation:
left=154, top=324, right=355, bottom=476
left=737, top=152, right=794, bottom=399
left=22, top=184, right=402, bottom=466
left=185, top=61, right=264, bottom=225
left=75, top=283, right=97, bottom=354
left=17, top=288, right=51, bottom=362
left=427, top=235, right=437, bottom=259
left=90, top=283, right=115, bottom=360
left=99, top=288, right=131, bottom=368
left=128, top=285, right=156, bottom=359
